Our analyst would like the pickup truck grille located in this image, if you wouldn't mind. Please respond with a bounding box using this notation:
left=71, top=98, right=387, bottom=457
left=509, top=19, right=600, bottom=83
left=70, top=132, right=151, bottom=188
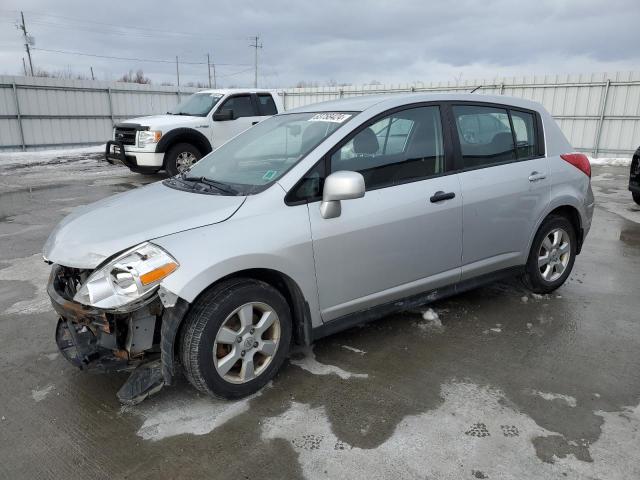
left=114, top=126, right=137, bottom=146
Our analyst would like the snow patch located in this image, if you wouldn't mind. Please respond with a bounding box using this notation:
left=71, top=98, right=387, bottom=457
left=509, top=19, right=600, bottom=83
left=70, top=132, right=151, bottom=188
left=521, top=295, right=529, bottom=303
left=31, top=385, right=54, bottom=402
left=341, top=345, right=366, bottom=355
left=0, top=254, right=52, bottom=315
left=531, top=390, right=577, bottom=407
left=588, top=156, right=631, bottom=167
left=417, top=308, right=442, bottom=329
left=489, top=327, right=502, bottom=333
left=0, top=145, right=104, bottom=167
left=131, top=391, right=262, bottom=441
left=261, top=382, right=640, bottom=479
left=290, top=347, right=368, bottom=380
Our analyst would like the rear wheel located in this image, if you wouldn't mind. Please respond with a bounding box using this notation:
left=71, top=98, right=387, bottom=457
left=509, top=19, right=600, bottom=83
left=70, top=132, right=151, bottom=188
left=522, top=215, right=577, bottom=294
left=165, top=143, right=201, bottom=176
left=180, top=278, right=292, bottom=399
left=633, top=192, right=640, bottom=205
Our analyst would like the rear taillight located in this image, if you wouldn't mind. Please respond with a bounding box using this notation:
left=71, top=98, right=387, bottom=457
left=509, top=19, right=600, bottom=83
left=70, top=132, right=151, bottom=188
left=561, top=153, right=591, bottom=178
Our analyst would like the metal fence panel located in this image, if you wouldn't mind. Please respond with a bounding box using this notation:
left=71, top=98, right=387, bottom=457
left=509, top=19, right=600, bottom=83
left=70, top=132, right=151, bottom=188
left=1, top=72, right=639, bottom=157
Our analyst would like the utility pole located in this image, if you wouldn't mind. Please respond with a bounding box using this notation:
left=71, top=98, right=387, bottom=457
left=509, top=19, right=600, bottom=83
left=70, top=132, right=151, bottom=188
left=90, top=66, right=95, bottom=80
left=18, top=11, right=34, bottom=76
left=249, top=35, right=262, bottom=88
left=207, top=53, right=212, bottom=88
left=22, top=58, right=27, bottom=76
left=175, top=56, right=180, bottom=88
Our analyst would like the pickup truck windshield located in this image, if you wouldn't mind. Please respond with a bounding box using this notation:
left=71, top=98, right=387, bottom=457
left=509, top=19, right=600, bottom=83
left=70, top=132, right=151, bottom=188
left=169, top=93, right=223, bottom=117
left=185, top=112, right=354, bottom=194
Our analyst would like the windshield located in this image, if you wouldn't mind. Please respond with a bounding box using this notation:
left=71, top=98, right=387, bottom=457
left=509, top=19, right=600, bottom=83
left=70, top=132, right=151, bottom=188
left=169, top=93, right=223, bottom=117
left=185, top=112, right=355, bottom=194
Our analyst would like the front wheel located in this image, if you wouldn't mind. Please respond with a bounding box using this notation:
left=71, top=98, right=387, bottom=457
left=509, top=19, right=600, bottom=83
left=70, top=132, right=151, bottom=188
left=633, top=192, right=640, bottom=205
left=522, top=215, right=577, bottom=294
left=165, top=143, right=202, bottom=176
left=180, top=278, right=292, bottom=399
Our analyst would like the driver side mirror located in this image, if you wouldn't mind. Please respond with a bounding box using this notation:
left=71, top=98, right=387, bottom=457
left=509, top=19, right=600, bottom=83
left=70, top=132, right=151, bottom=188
left=213, top=109, right=235, bottom=121
left=320, top=171, right=365, bottom=219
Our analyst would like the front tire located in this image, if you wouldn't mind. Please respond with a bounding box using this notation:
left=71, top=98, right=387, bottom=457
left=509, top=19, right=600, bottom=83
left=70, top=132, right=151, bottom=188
left=180, top=278, right=292, bottom=399
left=522, top=215, right=577, bottom=294
left=633, top=192, right=640, bottom=205
left=165, top=143, right=201, bottom=176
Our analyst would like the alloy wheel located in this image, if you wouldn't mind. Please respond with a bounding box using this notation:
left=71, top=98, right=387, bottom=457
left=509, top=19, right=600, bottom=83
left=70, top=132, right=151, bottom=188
left=213, top=302, right=281, bottom=384
left=538, top=227, right=571, bottom=282
left=175, top=151, right=198, bottom=172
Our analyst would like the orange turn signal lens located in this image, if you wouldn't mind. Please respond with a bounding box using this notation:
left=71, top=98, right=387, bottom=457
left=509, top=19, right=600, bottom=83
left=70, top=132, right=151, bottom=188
left=140, top=262, right=178, bottom=286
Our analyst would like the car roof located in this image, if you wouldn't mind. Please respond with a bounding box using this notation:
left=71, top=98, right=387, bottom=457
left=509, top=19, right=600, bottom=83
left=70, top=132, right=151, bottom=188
left=287, top=92, right=544, bottom=113
left=195, top=88, right=278, bottom=95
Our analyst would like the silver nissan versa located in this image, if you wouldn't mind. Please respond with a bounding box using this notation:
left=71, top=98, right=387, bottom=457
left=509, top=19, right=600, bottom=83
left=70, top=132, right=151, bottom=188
left=43, top=93, right=594, bottom=404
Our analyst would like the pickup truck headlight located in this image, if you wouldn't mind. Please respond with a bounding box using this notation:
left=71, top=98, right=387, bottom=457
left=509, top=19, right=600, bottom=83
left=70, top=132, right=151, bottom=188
left=137, top=130, right=162, bottom=147
left=74, top=243, right=178, bottom=309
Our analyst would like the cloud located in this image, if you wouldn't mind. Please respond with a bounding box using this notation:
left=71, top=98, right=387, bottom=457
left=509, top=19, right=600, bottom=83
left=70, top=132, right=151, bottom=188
left=0, top=0, right=638, bottom=87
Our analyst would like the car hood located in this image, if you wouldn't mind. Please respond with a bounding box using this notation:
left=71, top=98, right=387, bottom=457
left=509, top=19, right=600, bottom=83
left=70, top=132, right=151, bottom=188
left=122, top=114, right=207, bottom=130
left=43, top=182, right=246, bottom=269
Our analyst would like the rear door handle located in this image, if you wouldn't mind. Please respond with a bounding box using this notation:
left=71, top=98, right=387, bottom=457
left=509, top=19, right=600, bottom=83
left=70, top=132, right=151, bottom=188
left=528, top=171, right=546, bottom=182
left=430, top=191, right=456, bottom=203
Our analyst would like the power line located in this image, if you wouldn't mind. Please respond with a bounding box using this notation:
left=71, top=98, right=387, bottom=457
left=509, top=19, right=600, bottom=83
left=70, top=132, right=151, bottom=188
left=32, top=47, right=250, bottom=67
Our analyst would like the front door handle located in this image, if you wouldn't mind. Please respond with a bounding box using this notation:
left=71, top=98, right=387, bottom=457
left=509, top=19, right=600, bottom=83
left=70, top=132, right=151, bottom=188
left=528, top=171, right=547, bottom=182
left=430, top=191, right=456, bottom=203
left=252, top=121, right=259, bottom=125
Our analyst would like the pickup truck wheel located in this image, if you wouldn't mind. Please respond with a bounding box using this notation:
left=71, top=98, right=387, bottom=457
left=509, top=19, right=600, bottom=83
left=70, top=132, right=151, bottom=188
left=180, top=278, right=292, bottom=399
left=165, top=143, right=201, bottom=176
left=633, top=192, right=640, bottom=205
left=522, top=215, right=577, bottom=294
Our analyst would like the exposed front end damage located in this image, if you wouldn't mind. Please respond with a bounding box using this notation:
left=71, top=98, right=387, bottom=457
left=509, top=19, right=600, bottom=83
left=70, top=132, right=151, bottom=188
left=47, top=264, right=188, bottom=404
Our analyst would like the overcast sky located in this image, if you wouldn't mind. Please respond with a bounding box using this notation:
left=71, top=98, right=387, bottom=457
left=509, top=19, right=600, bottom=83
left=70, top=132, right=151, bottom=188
left=0, top=0, right=638, bottom=88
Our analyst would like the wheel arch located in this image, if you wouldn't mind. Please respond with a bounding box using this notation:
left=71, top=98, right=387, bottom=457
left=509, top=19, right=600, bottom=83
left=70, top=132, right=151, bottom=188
left=529, top=203, right=584, bottom=257
left=155, top=128, right=213, bottom=161
left=173, top=268, right=313, bottom=364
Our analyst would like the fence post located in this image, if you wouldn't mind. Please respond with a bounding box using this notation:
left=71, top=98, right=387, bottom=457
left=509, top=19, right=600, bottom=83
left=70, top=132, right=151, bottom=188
left=107, top=88, right=115, bottom=126
left=593, top=79, right=611, bottom=157
left=499, top=83, right=505, bottom=95
left=12, top=83, right=26, bottom=151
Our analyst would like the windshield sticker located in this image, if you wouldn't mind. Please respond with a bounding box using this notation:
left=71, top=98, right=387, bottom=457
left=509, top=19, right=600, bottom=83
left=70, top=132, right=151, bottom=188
left=262, top=170, right=278, bottom=181
left=309, top=113, right=352, bottom=123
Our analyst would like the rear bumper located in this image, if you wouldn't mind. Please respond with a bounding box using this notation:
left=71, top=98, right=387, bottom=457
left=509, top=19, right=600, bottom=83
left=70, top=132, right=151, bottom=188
left=105, top=141, right=163, bottom=171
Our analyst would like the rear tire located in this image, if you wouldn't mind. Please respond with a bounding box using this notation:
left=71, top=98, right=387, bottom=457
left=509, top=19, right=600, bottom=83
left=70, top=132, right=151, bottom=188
left=180, top=278, right=292, bottom=399
left=522, top=215, right=577, bottom=294
left=633, top=192, right=640, bottom=205
left=165, top=143, right=201, bottom=176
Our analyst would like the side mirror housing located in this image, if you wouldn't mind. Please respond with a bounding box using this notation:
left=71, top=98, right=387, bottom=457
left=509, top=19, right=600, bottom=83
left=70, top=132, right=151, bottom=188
left=213, top=109, right=234, bottom=121
left=320, top=171, right=365, bottom=219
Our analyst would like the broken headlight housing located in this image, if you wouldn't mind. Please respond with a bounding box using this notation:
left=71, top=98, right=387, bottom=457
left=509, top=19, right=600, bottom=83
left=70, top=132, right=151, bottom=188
left=74, top=243, right=178, bottom=309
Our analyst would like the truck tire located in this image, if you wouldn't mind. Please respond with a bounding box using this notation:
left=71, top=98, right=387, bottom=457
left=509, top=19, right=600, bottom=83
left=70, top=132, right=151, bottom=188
left=165, top=143, right=201, bottom=176
left=522, top=215, right=577, bottom=294
left=633, top=192, right=640, bottom=205
left=180, top=278, right=292, bottom=399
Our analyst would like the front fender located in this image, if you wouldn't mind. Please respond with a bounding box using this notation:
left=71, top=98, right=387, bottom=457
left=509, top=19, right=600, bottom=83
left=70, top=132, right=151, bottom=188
left=153, top=193, right=321, bottom=328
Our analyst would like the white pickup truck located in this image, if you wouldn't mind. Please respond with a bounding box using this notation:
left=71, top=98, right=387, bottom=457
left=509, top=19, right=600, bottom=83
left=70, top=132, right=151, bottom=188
left=106, top=89, right=284, bottom=175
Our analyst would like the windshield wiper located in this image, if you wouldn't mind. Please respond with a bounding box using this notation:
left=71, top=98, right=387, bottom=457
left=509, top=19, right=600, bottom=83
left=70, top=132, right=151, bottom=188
left=181, top=175, right=240, bottom=195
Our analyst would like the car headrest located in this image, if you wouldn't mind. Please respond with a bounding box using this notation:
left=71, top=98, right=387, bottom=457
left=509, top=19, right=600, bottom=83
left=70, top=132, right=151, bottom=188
left=353, top=127, right=379, bottom=155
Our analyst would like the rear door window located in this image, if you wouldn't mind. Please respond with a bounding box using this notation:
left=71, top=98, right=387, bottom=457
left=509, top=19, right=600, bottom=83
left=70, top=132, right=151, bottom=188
left=453, top=105, right=516, bottom=169
left=219, top=95, right=256, bottom=118
left=257, top=94, right=278, bottom=116
left=510, top=110, right=538, bottom=159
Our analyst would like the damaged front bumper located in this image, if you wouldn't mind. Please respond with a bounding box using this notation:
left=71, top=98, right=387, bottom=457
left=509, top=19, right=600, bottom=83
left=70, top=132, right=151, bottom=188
left=47, top=265, right=189, bottom=404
